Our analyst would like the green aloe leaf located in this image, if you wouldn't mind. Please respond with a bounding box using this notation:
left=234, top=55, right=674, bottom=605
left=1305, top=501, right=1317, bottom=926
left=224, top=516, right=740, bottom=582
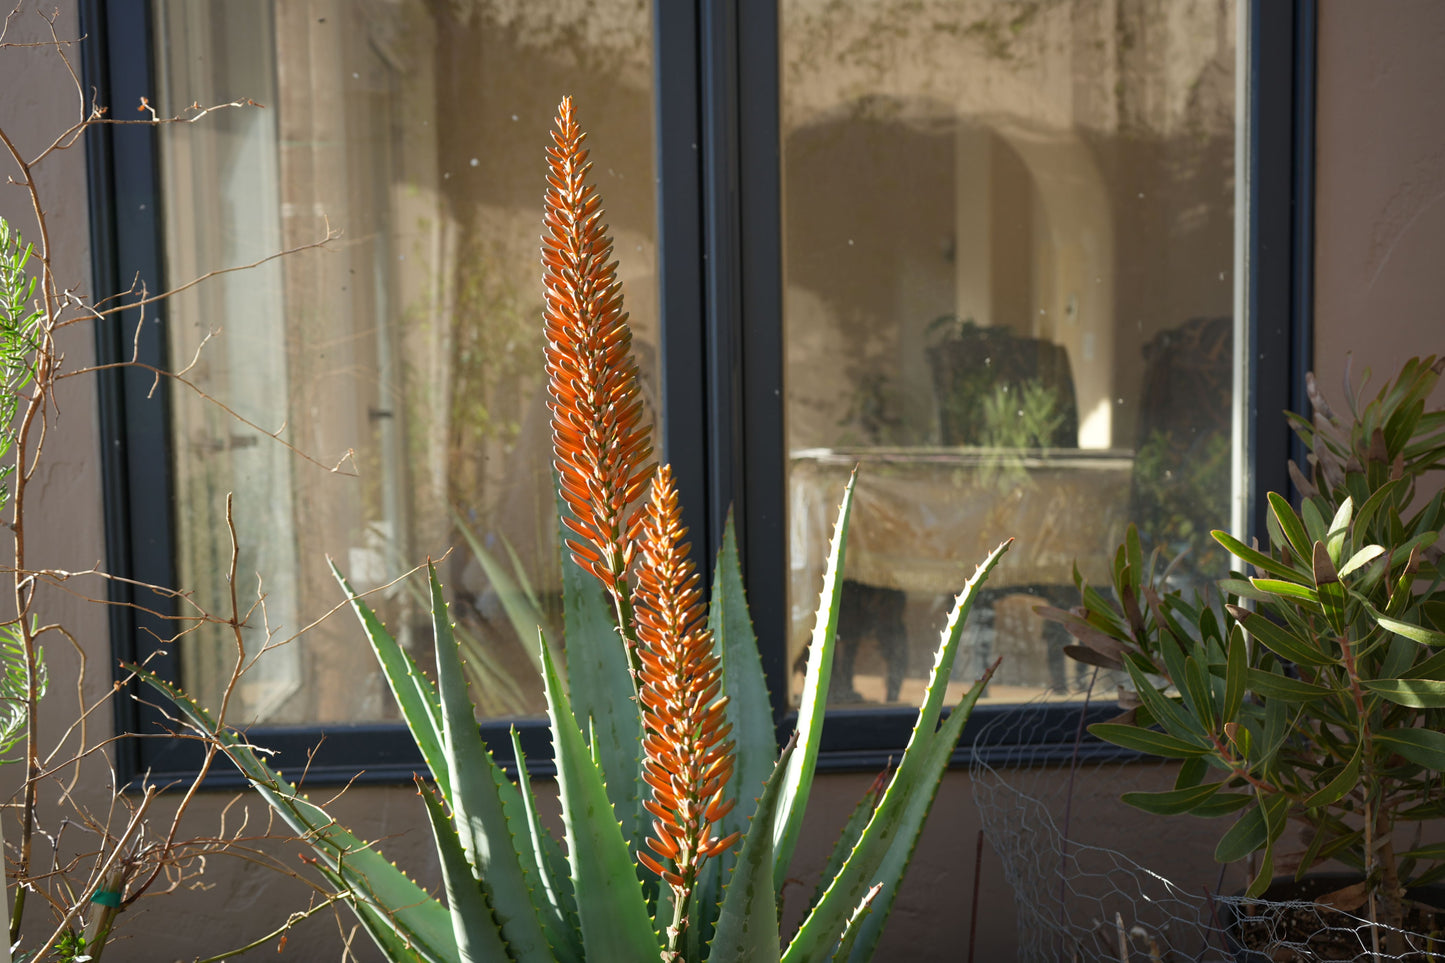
left=774, top=473, right=856, bottom=886
left=539, top=638, right=660, bottom=961
left=510, top=729, right=582, bottom=963
left=558, top=495, right=644, bottom=850
left=840, top=663, right=999, bottom=963
left=709, top=735, right=798, bottom=963
left=783, top=542, right=1008, bottom=963
left=129, top=665, right=457, bottom=963
left=332, top=562, right=449, bottom=801
left=831, top=885, right=883, bottom=963
left=416, top=778, right=512, bottom=962
left=812, top=769, right=885, bottom=912
left=695, top=514, right=777, bottom=948
left=710, top=512, right=775, bottom=856
left=429, top=566, right=552, bottom=963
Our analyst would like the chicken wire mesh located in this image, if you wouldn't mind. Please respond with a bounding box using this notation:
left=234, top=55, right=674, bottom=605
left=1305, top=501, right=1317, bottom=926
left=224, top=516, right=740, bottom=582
left=968, top=683, right=1445, bottom=962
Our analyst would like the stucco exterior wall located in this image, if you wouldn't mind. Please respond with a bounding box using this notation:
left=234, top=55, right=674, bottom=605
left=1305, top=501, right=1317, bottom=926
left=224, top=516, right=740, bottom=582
left=0, top=0, right=1442, bottom=959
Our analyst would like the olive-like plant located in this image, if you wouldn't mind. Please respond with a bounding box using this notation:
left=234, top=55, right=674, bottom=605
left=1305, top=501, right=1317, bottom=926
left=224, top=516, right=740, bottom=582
left=136, top=97, right=1009, bottom=962
left=1050, top=356, right=1445, bottom=953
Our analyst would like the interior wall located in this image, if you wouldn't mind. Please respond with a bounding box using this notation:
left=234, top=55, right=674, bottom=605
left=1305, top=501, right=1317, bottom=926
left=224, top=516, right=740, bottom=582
left=1, top=0, right=1444, bottom=959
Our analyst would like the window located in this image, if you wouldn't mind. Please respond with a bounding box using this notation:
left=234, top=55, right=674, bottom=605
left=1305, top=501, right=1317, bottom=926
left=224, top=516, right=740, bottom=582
left=84, top=0, right=1314, bottom=783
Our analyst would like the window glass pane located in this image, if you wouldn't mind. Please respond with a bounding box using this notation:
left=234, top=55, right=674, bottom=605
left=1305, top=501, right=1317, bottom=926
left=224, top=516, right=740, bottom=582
left=154, top=0, right=657, bottom=725
left=782, top=1, right=1238, bottom=706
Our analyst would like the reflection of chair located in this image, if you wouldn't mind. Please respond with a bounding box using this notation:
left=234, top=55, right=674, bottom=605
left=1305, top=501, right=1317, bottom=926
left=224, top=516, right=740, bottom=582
left=927, top=318, right=1079, bottom=448
left=833, top=580, right=909, bottom=703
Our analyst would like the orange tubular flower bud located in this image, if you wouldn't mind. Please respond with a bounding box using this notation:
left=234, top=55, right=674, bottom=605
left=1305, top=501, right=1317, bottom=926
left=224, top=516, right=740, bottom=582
left=633, top=466, right=739, bottom=904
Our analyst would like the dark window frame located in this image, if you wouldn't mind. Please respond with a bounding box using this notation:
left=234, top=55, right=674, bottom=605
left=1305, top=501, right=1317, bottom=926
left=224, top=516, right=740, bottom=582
left=84, top=0, right=1316, bottom=787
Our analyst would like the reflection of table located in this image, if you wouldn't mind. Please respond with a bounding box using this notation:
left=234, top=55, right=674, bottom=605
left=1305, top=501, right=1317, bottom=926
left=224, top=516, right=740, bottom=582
left=788, top=447, right=1135, bottom=692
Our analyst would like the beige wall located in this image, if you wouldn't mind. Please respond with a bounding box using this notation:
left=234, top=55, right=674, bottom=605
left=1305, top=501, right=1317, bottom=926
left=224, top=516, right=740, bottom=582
left=1313, top=0, right=1445, bottom=407
left=1, top=0, right=1443, bottom=959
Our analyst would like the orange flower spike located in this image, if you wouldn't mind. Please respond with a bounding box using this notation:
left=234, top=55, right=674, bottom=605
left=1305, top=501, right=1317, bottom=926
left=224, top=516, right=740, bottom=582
left=633, top=466, right=739, bottom=911
left=542, top=96, right=655, bottom=601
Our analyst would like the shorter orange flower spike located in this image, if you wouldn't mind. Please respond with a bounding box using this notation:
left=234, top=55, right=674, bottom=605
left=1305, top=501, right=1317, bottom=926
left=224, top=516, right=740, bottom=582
left=632, top=466, right=738, bottom=897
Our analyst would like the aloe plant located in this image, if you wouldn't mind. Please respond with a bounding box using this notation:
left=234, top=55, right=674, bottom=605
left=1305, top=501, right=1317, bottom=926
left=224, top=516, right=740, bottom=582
left=135, top=96, right=1009, bottom=962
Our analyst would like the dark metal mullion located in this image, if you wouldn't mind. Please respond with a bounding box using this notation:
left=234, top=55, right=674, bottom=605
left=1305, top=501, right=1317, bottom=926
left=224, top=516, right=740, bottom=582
left=698, top=0, right=745, bottom=576
left=81, top=0, right=180, bottom=783
left=1247, top=0, right=1314, bottom=544
left=1289, top=0, right=1317, bottom=475
left=734, top=0, right=788, bottom=719
left=654, top=1, right=713, bottom=583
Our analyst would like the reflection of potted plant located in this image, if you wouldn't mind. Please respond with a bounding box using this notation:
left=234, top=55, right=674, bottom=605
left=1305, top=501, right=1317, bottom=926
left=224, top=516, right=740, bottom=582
left=1048, top=357, right=1445, bottom=958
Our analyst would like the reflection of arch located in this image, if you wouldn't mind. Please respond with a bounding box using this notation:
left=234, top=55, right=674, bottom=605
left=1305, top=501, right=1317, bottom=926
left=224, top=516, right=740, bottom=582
left=783, top=98, right=1116, bottom=449
left=990, top=119, right=1115, bottom=448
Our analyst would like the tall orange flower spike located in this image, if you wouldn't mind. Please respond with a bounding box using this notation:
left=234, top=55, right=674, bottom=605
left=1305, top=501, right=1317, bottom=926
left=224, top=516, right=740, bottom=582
left=542, top=96, right=655, bottom=599
left=633, top=466, right=739, bottom=905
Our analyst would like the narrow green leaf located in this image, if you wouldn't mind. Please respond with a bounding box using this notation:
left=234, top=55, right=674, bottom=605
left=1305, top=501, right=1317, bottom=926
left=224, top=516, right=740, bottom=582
left=130, top=665, right=458, bottom=963
left=1121, top=782, right=1224, bottom=816
left=1404, top=645, right=1445, bottom=680
left=1377, top=727, right=1445, bottom=769
left=1222, top=627, right=1247, bottom=721
left=430, top=566, right=552, bottom=963
left=1216, top=794, right=1288, bottom=864
left=332, top=563, right=449, bottom=801
left=1269, top=492, right=1313, bottom=561
left=1304, top=743, right=1362, bottom=808
left=1338, top=544, right=1386, bottom=579
left=1212, top=530, right=1306, bottom=583
left=1087, top=723, right=1210, bottom=759
left=540, top=639, right=660, bottom=961
left=1190, top=792, right=1256, bottom=819
left=1362, top=679, right=1445, bottom=708
left=416, top=779, right=512, bottom=963
left=1372, top=608, right=1445, bottom=646
left=1313, top=542, right=1348, bottom=634
left=1231, top=606, right=1336, bottom=667
left=1120, top=654, right=1205, bottom=741
left=774, top=473, right=856, bottom=886
left=709, top=736, right=798, bottom=963
left=558, top=496, right=644, bottom=849
left=1325, top=497, right=1353, bottom=564
left=1250, top=577, right=1322, bottom=606
left=1244, top=668, right=1332, bottom=702
left=1182, top=656, right=1215, bottom=729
